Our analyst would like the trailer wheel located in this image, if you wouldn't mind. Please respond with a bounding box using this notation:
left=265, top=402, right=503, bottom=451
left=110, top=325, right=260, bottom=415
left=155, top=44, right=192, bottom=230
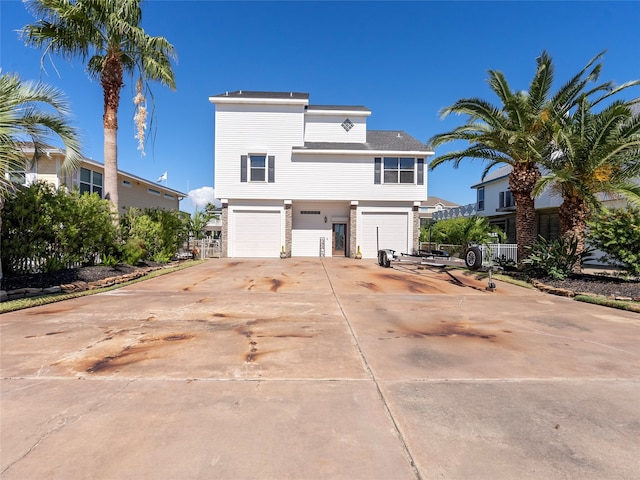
left=464, top=246, right=483, bottom=271
left=378, top=250, right=391, bottom=268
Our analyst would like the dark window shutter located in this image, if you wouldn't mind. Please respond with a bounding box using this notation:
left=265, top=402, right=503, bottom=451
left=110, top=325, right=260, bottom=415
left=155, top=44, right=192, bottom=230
left=268, top=155, right=275, bottom=183
left=417, top=158, right=424, bottom=185
left=374, top=157, right=381, bottom=184
left=240, top=155, right=247, bottom=182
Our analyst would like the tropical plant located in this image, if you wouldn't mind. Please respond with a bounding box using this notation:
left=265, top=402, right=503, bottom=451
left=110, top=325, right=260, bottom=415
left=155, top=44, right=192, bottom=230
left=587, top=207, right=640, bottom=276
left=522, top=235, right=591, bottom=280
left=0, top=70, right=81, bottom=290
left=21, top=0, right=177, bottom=213
left=425, top=216, right=505, bottom=251
left=428, top=51, right=614, bottom=262
left=535, top=98, right=640, bottom=265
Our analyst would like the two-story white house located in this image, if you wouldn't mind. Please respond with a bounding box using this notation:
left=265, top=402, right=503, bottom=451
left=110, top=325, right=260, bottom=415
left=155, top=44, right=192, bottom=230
left=209, top=91, right=433, bottom=258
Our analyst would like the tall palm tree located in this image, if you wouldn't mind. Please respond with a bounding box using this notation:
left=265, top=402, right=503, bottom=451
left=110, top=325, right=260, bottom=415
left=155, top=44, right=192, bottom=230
left=0, top=70, right=81, bottom=294
left=535, top=97, right=640, bottom=263
left=428, top=51, right=611, bottom=262
left=21, top=0, right=177, bottom=214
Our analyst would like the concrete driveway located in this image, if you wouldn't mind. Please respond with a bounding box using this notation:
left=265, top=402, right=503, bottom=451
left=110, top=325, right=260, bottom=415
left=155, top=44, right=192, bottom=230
left=1, top=258, right=639, bottom=479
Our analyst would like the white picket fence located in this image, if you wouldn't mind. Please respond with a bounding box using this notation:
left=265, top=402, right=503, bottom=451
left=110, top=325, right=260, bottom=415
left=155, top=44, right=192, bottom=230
left=481, top=243, right=518, bottom=264
left=420, top=242, right=518, bottom=264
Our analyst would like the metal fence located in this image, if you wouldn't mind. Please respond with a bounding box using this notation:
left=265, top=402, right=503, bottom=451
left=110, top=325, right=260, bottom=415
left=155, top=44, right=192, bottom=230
left=481, top=243, right=518, bottom=264
left=193, top=239, right=221, bottom=259
left=419, top=242, right=518, bottom=264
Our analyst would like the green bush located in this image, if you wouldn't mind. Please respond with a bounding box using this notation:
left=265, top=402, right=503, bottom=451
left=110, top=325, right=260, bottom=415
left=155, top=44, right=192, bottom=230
left=1, top=182, right=117, bottom=274
left=522, top=235, right=589, bottom=280
left=421, top=216, right=505, bottom=254
left=587, top=207, right=640, bottom=276
left=121, top=237, right=146, bottom=266
left=120, top=208, right=187, bottom=263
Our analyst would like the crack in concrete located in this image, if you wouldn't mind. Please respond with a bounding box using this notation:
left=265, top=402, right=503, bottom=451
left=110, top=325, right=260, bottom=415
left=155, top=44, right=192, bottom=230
left=320, top=259, right=422, bottom=480
left=1, top=379, right=134, bottom=476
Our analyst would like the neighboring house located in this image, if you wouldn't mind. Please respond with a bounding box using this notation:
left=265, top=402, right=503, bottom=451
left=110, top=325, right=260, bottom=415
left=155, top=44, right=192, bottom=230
left=438, top=164, right=638, bottom=246
left=9, top=144, right=186, bottom=211
left=209, top=91, right=433, bottom=258
left=466, top=165, right=566, bottom=243
left=419, top=196, right=460, bottom=226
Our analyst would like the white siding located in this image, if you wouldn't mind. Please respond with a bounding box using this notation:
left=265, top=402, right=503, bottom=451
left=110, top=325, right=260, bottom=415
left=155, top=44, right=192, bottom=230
left=214, top=106, right=427, bottom=203
left=292, top=201, right=349, bottom=256
left=304, top=113, right=367, bottom=143
left=284, top=154, right=426, bottom=202
left=214, top=104, right=305, bottom=199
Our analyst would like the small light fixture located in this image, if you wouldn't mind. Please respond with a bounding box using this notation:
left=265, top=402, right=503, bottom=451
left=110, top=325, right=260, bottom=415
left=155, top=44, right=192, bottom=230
left=324, top=216, right=327, bottom=223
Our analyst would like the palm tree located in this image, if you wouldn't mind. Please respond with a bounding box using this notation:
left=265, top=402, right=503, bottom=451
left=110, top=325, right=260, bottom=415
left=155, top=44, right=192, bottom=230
left=21, top=0, right=177, bottom=214
left=535, top=97, right=640, bottom=264
left=428, top=51, right=611, bottom=262
left=0, top=70, right=81, bottom=295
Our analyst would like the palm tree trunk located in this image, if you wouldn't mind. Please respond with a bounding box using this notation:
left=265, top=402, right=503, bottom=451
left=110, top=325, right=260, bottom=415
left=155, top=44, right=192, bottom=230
left=509, top=164, right=541, bottom=263
left=101, top=52, right=123, bottom=215
left=559, top=195, right=590, bottom=273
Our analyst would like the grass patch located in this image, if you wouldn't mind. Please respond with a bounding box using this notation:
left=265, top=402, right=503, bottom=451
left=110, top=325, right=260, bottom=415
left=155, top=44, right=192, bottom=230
left=574, top=295, right=640, bottom=313
left=0, top=260, right=204, bottom=314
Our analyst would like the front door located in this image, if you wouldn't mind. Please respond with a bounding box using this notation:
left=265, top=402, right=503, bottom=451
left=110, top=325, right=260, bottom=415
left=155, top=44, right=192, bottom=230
left=332, top=223, right=346, bottom=256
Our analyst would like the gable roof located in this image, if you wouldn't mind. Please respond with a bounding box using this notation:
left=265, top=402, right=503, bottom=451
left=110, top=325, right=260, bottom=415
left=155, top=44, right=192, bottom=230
left=471, top=165, right=512, bottom=188
left=424, top=195, right=460, bottom=207
left=293, top=130, right=432, bottom=155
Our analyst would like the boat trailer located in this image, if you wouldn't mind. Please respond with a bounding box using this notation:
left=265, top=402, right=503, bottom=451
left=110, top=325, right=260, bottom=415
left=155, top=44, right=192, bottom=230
left=377, top=246, right=501, bottom=291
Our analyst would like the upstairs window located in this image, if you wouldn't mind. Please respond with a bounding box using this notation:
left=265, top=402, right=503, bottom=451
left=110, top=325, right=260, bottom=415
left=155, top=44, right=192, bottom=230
left=477, top=187, right=485, bottom=211
left=241, top=155, right=275, bottom=183
left=80, top=167, right=103, bottom=197
left=250, top=155, right=266, bottom=182
left=498, top=190, right=514, bottom=209
left=383, top=157, right=415, bottom=184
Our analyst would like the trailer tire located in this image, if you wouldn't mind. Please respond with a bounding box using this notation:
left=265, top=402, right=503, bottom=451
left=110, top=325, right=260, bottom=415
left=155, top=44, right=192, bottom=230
left=378, top=250, right=391, bottom=268
left=464, top=246, right=483, bottom=271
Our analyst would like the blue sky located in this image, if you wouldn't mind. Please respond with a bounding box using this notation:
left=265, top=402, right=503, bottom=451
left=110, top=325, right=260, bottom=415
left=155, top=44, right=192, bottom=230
left=2, top=0, right=639, bottom=212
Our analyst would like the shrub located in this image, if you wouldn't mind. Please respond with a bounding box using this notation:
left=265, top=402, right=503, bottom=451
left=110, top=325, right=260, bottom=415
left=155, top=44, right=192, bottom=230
left=121, top=237, right=146, bottom=266
left=120, top=208, right=187, bottom=263
left=1, top=182, right=117, bottom=274
left=587, top=207, right=640, bottom=276
left=421, top=216, right=506, bottom=256
left=522, top=235, right=590, bottom=280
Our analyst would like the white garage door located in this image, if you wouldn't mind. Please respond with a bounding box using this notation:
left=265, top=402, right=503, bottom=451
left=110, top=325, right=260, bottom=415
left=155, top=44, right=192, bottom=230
left=232, top=210, right=281, bottom=257
left=361, top=212, right=408, bottom=258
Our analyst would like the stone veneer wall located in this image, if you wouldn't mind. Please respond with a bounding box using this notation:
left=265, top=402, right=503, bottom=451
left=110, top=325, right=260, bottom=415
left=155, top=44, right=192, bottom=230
left=350, top=204, right=357, bottom=258
left=285, top=203, right=292, bottom=257
left=221, top=203, right=228, bottom=258
left=413, top=205, right=420, bottom=254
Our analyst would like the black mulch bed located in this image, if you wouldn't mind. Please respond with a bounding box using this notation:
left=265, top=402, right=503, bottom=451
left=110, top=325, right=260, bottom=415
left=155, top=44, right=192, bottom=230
left=2, top=264, right=148, bottom=291
left=537, top=274, right=640, bottom=299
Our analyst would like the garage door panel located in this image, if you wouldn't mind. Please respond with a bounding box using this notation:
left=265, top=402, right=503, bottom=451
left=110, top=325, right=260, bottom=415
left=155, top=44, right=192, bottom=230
left=233, top=210, right=281, bottom=258
left=361, top=212, right=408, bottom=258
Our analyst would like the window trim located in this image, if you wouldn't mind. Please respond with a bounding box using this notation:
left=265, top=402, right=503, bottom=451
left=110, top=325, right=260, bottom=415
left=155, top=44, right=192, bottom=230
left=382, top=157, right=415, bottom=184
left=241, top=154, right=275, bottom=183
left=249, top=154, right=267, bottom=182
left=477, top=187, right=485, bottom=211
